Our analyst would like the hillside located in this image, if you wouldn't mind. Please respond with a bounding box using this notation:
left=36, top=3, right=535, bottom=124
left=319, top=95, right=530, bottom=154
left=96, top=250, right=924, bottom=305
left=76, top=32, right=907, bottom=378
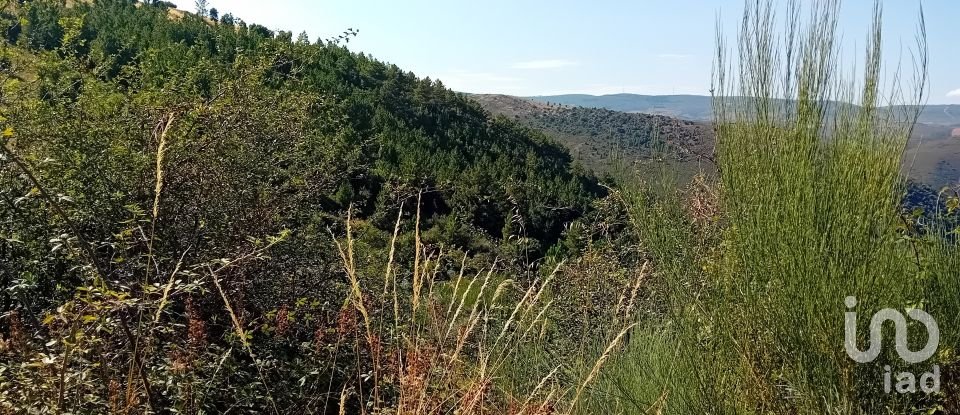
left=1, top=1, right=603, bottom=248
left=528, top=93, right=960, bottom=126
left=528, top=93, right=714, bottom=121
left=471, top=94, right=715, bottom=179
left=0, top=1, right=610, bottom=412
left=516, top=93, right=958, bottom=188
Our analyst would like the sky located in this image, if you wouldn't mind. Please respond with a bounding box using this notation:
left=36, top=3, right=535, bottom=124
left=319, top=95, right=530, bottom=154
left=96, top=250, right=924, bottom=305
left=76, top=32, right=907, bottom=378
left=172, top=0, right=959, bottom=104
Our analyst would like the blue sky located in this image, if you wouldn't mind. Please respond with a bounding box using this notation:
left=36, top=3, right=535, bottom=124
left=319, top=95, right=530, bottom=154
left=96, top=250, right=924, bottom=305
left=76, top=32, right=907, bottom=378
left=172, top=0, right=959, bottom=104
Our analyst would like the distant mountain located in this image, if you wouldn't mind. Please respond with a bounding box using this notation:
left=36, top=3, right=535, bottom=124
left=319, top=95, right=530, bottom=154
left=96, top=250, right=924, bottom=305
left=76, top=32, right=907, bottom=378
left=471, top=94, right=715, bottom=179
left=527, top=93, right=960, bottom=126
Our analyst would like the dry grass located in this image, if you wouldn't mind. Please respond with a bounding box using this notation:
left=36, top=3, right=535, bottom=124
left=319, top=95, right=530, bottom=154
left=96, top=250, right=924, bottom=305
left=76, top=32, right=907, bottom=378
left=322, top=200, right=638, bottom=414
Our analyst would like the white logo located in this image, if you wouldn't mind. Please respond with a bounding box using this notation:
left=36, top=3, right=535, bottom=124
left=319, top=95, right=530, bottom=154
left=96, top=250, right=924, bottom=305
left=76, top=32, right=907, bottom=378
left=844, top=296, right=940, bottom=394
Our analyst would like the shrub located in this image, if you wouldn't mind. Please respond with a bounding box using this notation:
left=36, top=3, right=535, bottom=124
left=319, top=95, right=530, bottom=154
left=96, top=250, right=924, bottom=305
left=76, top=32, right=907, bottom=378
left=587, top=1, right=960, bottom=413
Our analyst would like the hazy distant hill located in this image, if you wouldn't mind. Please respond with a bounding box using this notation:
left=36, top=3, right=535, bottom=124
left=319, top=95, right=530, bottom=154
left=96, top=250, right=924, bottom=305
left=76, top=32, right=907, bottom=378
left=528, top=93, right=960, bottom=126
left=472, top=94, right=715, bottom=179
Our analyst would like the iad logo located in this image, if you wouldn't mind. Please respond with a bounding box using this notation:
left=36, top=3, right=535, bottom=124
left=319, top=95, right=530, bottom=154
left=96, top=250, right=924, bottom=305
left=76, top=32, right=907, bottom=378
left=844, top=296, right=940, bottom=394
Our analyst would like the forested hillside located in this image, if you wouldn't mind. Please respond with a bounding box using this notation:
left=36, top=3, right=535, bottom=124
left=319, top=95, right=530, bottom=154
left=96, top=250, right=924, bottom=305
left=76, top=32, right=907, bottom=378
left=0, top=1, right=615, bottom=412
left=528, top=93, right=715, bottom=121
left=529, top=93, right=960, bottom=126
left=472, top=94, right=714, bottom=178
left=0, top=0, right=602, bottom=277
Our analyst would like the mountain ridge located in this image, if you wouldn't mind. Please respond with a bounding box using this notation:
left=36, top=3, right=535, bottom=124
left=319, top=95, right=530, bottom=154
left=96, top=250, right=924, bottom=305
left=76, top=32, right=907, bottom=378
left=526, top=93, right=960, bottom=126
left=474, top=93, right=959, bottom=188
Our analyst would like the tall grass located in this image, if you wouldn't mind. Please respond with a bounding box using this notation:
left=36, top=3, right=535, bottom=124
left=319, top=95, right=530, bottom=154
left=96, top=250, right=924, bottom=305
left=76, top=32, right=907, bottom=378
left=323, top=199, right=639, bottom=414
left=586, top=0, right=960, bottom=413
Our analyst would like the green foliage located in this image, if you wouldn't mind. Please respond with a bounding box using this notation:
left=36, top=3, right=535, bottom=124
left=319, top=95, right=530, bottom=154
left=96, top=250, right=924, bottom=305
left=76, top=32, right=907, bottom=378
left=585, top=1, right=960, bottom=414
left=0, top=0, right=602, bottom=412
left=20, top=0, right=63, bottom=51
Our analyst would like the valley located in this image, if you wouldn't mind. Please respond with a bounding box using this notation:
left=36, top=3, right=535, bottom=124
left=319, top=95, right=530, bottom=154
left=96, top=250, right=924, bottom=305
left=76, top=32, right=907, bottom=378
left=481, top=93, right=960, bottom=189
